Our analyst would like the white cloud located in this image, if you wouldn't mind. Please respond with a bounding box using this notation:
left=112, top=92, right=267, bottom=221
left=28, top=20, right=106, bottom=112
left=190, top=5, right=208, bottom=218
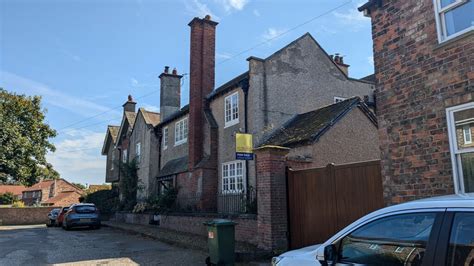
left=262, top=27, right=288, bottom=41
left=0, top=71, right=119, bottom=117
left=253, top=9, right=260, bottom=17
left=216, top=0, right=249, bottom=12
left=217, top=52, right=233, bottom=59
left=333, top=9, right=370, bottom=31
left=367, top=56, right=374, bottom=66
left=183, top=0, right=219, bottom=20
left=131, top=78, right=139, bottom=86
left=47, top=129, right=106, bottom=185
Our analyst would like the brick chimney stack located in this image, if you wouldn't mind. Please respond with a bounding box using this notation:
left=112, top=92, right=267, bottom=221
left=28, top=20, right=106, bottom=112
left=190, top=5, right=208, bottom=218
left=188, top=15, right=218, bottom=169
left=123, top=94, right=136, bottom=113
left=331, top=53, right=350, bottom=76
left=159, top=66, right=182, bottom=121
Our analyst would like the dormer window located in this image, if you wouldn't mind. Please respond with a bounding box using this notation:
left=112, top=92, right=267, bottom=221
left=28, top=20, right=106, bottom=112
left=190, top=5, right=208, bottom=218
left=225, top=92, right=239, bottom=127
left=433, top=0, right=473, bottom=42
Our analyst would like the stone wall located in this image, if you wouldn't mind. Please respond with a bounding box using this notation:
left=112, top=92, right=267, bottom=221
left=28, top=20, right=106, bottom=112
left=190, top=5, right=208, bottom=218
left=0, top=207, right=55, bottom=225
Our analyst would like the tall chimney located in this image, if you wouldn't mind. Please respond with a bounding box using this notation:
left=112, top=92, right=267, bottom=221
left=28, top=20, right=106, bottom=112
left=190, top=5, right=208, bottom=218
left=159, top=66, right=182, bottom=121
left=332, top=53, right=350, bottom=76
left=188, top=15, right=218, bottom=169
left=123, top=95, right=136, bottom=113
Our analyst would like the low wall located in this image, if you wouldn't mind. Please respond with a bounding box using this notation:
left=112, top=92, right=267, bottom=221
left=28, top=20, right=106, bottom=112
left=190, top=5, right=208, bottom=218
left=160, top=213, right=258, bottom=246
left=113, top=212, right=151, bottom=225
left=0, top=207, right=55, bottom=225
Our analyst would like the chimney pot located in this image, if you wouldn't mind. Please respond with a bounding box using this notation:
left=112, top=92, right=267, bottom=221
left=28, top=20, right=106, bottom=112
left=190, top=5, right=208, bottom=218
left=204, top=14, right=211, bottom=20
left=128, top=95, right=133, bottom=101
left=164, top=66, right=169, bottom=73
left=172, top=68, right=178, bottom=75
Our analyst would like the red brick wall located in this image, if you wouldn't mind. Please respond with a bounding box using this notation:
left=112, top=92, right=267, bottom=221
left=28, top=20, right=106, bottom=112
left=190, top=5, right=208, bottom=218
left=160, top=214, right=258, bottom=246
left=368, top=0, right=473, bottom=204
left=188, top=16, right=217, bottom=168
left=0, top=207, right=55, bottom=225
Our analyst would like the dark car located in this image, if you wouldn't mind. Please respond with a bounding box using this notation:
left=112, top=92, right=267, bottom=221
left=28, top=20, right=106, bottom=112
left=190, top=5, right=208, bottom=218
left=46, top=208, right=61, bottom=227
left=56, top=206, right=70, bottom=227
left=62, top=203, right=101, bottom=230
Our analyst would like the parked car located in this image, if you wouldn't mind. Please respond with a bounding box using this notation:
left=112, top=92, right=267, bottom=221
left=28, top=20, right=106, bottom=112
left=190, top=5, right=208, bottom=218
left=56, top=206, right=70, bottom=227
left=62, top=203, right=101, bottom=230
left=46, top=208, right=61, bottom=227
left=272, top=194, right=474, bottom=266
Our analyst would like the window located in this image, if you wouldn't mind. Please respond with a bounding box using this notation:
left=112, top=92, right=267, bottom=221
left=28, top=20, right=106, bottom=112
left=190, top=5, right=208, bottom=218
left=334, top=97, right=347, bottom=103
left=338, top=213, right=437, bottom=265
left=447, top=103, right=474, bottom=193
left=163, top=127, right=168, bottom=150
left=433, top=0, right=473, bottom=42
left=463, top=125, right=472, bottom=144
left=175, top=118, right=188, bottom=145
left=136, top=142, right=141, bottom=163
left=225, top=92, right=239, bottom=127
left=122, top=149, right=128, bottom=163
left=222, top=161, right=245, bottom=193
left=111, top=152, right=115, bottom=170
left=446, top=212, right=474, bottom=266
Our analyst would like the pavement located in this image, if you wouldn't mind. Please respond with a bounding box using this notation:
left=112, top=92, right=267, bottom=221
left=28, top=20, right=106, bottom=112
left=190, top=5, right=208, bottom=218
left=0, top=224, right=207, bottom=265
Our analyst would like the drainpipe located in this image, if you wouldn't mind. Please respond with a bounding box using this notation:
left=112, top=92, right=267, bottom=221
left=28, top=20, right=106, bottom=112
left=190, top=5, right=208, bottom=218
left=241, top=79, right=250, bottom=193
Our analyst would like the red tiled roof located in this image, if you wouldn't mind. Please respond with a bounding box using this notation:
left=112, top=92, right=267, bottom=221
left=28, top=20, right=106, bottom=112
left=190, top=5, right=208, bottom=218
left=0, top=185, right=27, bottom=196
left=23, top=180, right=55, bottom=192
left=42, top=191, right=82, bottom=205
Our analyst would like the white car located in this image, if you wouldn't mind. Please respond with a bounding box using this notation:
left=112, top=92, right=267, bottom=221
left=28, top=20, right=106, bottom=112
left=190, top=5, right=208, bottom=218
left=272, top=194, right=474, bottom=266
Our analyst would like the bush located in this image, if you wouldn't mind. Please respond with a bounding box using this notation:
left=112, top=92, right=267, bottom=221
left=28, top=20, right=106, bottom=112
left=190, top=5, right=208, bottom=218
left=119, top=159, right=139, bottom=211
left=12, top=201, right=25, bottom=208
left=84, top=189, right=119, bottom=215
left=0, top=192, right=15, bottom=204
left=146, top=187, right=178, bottom=214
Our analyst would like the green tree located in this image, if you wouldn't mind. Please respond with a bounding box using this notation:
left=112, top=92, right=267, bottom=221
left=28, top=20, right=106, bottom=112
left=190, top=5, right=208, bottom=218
left=72, top=182, right=87, bottom=190
left=119, top=158, right=139, bottom=211
left=0, top=88, right=58, bottom=186
left=0, top=192, right=15, bottom=205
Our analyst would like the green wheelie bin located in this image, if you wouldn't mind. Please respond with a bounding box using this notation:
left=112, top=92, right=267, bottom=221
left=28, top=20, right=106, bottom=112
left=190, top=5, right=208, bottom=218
left=203, top=219, right=237, bottom=265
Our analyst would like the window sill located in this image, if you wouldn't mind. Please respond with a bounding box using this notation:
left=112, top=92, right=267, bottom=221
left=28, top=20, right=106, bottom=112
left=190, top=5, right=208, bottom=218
left=174, top=139, right=187, bottom=147
left=224, top=119, right=239, bottom=128
left=434, top=29, right=474, bottom=51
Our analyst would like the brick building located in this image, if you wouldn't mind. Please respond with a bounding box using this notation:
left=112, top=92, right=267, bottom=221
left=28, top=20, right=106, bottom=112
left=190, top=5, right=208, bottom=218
left=22, top=179, right=84, bottom=206
left=359, top=0, right=473, bottom=204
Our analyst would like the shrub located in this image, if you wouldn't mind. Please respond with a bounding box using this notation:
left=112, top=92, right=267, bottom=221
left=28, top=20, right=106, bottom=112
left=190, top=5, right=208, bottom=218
left=146, top=187, right=178, bottom=214
left=0, top=192, right=15, bottom=204
left=119, top=159, right=139, bottom=211
left=132, top=202, right=147, bottom=213
left=12, top=201, right=25, bottom=208
left=84, top=189, right=119, bottom=215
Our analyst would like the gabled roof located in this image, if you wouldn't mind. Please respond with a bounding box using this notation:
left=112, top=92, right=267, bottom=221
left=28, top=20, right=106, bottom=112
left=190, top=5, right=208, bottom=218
left=23, top=179, right=84, bottom=194
left=157, top=156, right=188, bottom=178
left=140, top=108, right=161, bottom=126
left=0, top=185, right=26, bottom=196
left=260, top=97, right=377, bottom=148
left=42, top=191, right=82, bottom=205
left=116, top=111, right=137, bottom=147
left=101, top=125, right=119, bottom=155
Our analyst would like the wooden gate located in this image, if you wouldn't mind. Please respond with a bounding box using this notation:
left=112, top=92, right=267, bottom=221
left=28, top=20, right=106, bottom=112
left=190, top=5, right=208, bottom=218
left=287, top=160, right=384, bottom=249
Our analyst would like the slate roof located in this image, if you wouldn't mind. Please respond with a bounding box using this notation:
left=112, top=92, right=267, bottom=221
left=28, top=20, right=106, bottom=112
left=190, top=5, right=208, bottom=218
left=360, top=74, right=376, bottom=83
left=260, top=97, right=377, bottom=148
left=157, top=105, right=189, bottom=127
left=206, top=72, right=249, bottom=100
left=157, top=156, right=188, bottom=178
left=139, top=108, right=161, bottom=126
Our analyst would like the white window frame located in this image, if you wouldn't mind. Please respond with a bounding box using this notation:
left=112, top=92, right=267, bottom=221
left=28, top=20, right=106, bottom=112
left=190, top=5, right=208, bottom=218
left=224, top=92, right=239, bottom=128
left=463, top=125, right=472, bottom=144
left=174, top=117, right=188, bottom=146
left=136, top=142, right=141, bottom=163
left=221, top=160, right=246, bottom=193
left=163, top=127, right=168, bottom=150
left=334, top=96, right=347, bottom=103
left=122, top=149, right=128, bottom=163
left=446, top=102, right=474, bottom=194
left=433, top=0, right=474, bottom=43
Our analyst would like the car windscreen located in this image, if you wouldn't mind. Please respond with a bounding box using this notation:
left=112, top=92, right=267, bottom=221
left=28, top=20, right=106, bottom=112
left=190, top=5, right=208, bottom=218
left=52, top=209, right=60, bottom=214
left=75, top=205, right=96, bottom=213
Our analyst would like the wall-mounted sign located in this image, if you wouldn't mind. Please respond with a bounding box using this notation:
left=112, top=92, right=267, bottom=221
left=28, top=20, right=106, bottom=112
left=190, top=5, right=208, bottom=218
left=236, top=133, right=254, bottom=160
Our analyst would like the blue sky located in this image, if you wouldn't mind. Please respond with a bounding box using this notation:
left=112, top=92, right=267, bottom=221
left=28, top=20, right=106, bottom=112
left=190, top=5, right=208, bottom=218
left=0, top=0, right=373, bottom=186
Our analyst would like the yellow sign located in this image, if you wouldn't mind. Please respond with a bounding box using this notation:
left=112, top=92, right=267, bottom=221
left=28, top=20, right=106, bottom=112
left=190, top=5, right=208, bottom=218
left=236, top=133, right=253, bottom=154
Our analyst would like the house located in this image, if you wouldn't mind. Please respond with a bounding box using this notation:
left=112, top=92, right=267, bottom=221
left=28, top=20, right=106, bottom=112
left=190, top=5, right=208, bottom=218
left=101, top=125, right=120, bottom=183
left=22, top=179, right=84, bottom=206
left=359, top=0, right=473, bottom=204
left=261, top=97, right=379, bottom=170
left=0, top=185, right=26, bottom=201
left=128, top=107, right=160, bottom=200
left=154, top=15, right=377, bottom=213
